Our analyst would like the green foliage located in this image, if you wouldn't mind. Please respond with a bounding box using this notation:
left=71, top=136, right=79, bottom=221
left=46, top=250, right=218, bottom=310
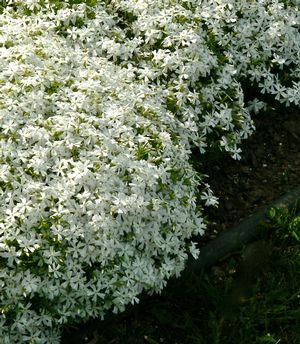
left=267, top=204, right=300, bottom=244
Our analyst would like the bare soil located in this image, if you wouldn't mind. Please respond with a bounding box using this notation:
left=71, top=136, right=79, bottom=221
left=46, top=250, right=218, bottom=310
left=202, top=104, right=300, bottom=241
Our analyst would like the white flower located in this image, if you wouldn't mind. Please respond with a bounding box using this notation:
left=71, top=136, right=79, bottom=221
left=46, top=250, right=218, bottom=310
left=189, top=242, right=200, bottom=259
left=200, top=190, right=219, bottom=207
left=0, top=0, right=299, bottom=341
left=247, top=98, right=267, bottom=114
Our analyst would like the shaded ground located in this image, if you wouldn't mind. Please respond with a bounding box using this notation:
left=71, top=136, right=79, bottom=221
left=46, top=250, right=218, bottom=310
left=202, top=104, right=300, bottom=241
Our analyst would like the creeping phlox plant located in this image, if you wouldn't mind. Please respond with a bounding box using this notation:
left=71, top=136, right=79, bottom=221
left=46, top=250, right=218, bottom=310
left=0, top=0, right=299, bottom=342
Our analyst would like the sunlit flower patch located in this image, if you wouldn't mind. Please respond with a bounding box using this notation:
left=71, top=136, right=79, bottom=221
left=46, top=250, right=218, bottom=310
left=0, top=0, right=299, bottom=342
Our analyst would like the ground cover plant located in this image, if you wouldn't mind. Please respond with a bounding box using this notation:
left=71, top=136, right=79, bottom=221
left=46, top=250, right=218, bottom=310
left=63, top=204, right=300, bottom=344
left=0, top=0, right=300, bottom=342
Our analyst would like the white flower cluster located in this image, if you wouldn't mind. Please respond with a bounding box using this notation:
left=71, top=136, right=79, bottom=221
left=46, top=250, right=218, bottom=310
left=0, top=0, right=299, bottom=342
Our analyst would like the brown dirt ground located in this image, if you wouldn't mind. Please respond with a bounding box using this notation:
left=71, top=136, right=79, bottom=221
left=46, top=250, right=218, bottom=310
left=201, top=104, right=300, bottom=242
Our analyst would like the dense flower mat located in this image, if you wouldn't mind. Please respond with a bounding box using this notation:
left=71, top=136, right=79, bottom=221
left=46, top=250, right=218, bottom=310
left=0, top=0, right=299, bottom=342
